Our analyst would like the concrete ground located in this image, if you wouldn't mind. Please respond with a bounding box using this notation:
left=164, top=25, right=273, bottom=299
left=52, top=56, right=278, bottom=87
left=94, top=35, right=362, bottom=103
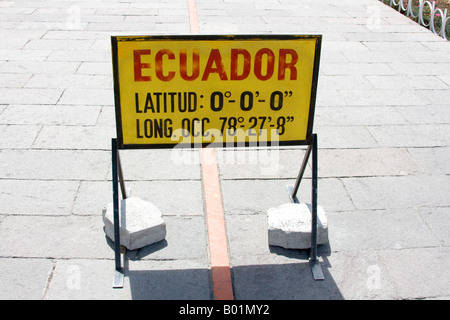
left=0, top=0, right=449, bottom=300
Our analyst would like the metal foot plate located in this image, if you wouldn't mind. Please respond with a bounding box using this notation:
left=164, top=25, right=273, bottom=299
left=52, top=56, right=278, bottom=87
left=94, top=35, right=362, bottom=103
left=112, top=247, right=126, bottom=288
left=112, top=270, right=124, bottom=288
left=310, top=260, right=324, bottom=281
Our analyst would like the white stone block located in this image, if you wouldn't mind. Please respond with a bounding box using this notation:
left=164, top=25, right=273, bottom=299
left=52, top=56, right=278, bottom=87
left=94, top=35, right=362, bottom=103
left=102, top=197, right=166, bottom=250
left=267, top=203, right=328, bottom=249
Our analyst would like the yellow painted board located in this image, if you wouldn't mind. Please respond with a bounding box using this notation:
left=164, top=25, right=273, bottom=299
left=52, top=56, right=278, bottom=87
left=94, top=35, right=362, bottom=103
left=111, top=35, right=321, bottom=149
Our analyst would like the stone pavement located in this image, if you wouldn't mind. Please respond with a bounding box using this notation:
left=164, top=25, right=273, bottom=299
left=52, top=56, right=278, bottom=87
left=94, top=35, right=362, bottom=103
left=0, top=0, right=449, bottom=300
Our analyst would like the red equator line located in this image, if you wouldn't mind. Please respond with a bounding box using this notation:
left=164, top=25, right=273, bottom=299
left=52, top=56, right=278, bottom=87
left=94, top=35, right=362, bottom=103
left=201, top=148, right=234, bottom=300
left=187, top=0, right=200, bottom=34
left=187, top=0, right=234, bottom=300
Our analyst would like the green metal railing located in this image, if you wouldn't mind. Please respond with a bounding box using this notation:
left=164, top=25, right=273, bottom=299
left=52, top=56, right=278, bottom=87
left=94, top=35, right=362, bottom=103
left=380, top=0, right=449, bottom=40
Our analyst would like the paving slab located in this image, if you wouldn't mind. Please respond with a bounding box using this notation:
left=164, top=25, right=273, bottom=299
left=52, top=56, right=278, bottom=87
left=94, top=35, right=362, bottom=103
left=46, top=50, right=111, bottom=62
left=0, top=73, right=32, bottom=88
left=327, top=208, right=440, bottom=252
left=314, top=125, right=380, bottom=149
left=0, top=124, right=41, bottom=149
left=379, top=247, right=450, bottom=300
left=0, top=104, right=101, bottom=126
left=221, top=178, right=355, bottom=214
left=318, top=148, right=422, bottom=177
left=407, top=147, right=450, bottom=175
left=395, top=105, right=450, bottom=124
left=314, top=106, right=407, bottom=126
left=340, top=89, right=431, bottom=106
left=0, top=88, right=63, bottom=105
left=366, top=75, right=448, bottom=90
left=32, top=125, right=115, bottom=150
left=421, top=208, right=450, bottom=248
left=0, top=215, right=111, bottom=259
left=367, top=124, right=450, bottom=147
left=0, top=149, right=110, bottom=180
left=58, top=88, right=114, bottom=106
left=0, top=60, right=80, bottom=74
left=43, top=259, right=131, bottom=300
left=25, top=74, right=112, bottom=89
left=0, top=179, right=79, bottom=215
left=343, top=175, right=450, bottom=210
left=0, top=258, right=54, bottom=300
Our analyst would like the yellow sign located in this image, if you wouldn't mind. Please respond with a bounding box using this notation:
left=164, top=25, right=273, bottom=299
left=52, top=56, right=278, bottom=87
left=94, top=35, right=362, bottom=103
left=111, top=35, right=321, bottom=149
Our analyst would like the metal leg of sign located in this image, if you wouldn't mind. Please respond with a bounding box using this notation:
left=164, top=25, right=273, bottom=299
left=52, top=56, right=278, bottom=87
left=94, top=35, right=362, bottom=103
left=285, top=135, right=324, bottom=280
left=310, top=134, right=324, bottom=281
left=111, top=138, right=124, bottom=288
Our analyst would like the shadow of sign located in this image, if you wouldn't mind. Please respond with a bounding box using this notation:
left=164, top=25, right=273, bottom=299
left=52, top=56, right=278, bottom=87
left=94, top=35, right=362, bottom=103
left=119, top=239, right=342, bottom=300
left=231, top=244, right=342, bottom=300
left=127, top=268, right=212, bottom=300
left=124, top=260, right=343, bottom=300
left=231, top=261, right=343, bottom=300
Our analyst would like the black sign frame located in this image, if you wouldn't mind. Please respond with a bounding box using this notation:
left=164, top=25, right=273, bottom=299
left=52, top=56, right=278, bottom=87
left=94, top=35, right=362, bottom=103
left=111, top=34, right=322, bottom=150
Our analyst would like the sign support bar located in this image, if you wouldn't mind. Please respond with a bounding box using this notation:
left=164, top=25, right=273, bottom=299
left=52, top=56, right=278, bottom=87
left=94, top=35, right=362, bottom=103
left=111, top=138, right=125, bottom=288
left=287, top=133, right=324, bottom=280
left=310, top=134, right=324, bottom=280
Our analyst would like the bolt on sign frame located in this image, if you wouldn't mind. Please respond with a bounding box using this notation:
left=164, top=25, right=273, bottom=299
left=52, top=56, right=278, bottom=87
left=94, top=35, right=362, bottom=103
left=110, top=34, right=323, bottom=288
